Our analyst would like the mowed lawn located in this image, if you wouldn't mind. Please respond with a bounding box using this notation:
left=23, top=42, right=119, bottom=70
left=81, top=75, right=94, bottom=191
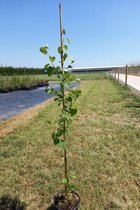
left=0, top=75, right=140, bottom=209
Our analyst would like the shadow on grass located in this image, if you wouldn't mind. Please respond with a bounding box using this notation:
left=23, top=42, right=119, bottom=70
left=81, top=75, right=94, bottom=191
left=123, top=94, right=140, bottom=118
left=0, top=195, right=26, bottom=210
left=125, top=102, right=140, bottom=108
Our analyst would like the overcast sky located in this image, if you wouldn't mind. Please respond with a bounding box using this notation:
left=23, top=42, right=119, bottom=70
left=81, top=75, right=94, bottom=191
left=0, top=0, right=140, bottom=68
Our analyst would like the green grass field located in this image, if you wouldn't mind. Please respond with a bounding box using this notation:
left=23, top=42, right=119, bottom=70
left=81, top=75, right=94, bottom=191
left=0, top=73, right=108, bottom=91
left=0, top=75, right=140, bottom=209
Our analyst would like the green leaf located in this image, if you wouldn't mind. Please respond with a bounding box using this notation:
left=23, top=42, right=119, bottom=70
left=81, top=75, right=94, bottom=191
left=76, top=90, right=82, bottom=96
left=66, top=96, right=73, bottom=102
left=75, top=78, right=80, bottom=82
left=66, top=38, right=70, bottom=44
left=64, top=83, right=70, bottom=90
left=62, top=178, right=68, bottom=185
left=67, top=65, right=72, bottom=69
left=54, top=97, right=59, bottom=102
left=46, top=88, right=57, bottom=95
left=53, top=138, right=59, bottom=145
left=40, top=47, right=48, bottom=55
left=58, top=141, right=67, bottom=150
left=58, top=47, right=63, bottom=54
left=49, top=56, right=55, bottom=62
left=57, top=74, right=63, bottom=79
left=70, top=58, right=75, bottom=64
left=47, top=66, right=55, bottom=76
left=44, top=64, right=50, bottom=69
left=63, top=72, right=70, bottom=80
left=67, top=117, right=72, bottom=125
left=63, top=29, right=66, bottom=35
left=71, top=75, right=79, bottom=82
left=52, top=133, right=59, bottom=145
left=64, top=45, right=68, bottom=51
left=45, top=88, right=49, bottom=93
left=63, top=53, right=68, bottom=61
left=52, top=128, right=63, bottom=145
left=56, top=66, right=61, bottom=71
left=61, top=111, right=72, bottom=125
left=68, top=183, right=76, bottom=190
left=70, top=90, right=81, bottom=100
left=56, top=128, right=63, bottom=137
left=70, top=108, right=77, bottom=116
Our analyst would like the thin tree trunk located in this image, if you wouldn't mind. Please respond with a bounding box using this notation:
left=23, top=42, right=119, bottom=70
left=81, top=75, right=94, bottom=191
left=59, top=2, right=68, bottom=192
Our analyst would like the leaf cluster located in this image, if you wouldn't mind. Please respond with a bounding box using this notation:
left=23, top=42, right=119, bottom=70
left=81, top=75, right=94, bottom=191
left=61, top=173, right=77, bottom=191
left=40, top=32, right=81, bottom=191
left=51, top=87, right=81, bottom=149
left=40, top=37, right=74, bottom=77
left=40, top=40, right=81, bottom=148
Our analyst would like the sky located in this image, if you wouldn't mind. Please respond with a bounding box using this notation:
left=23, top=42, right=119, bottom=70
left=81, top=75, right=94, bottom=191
left=0, top=0, right=140, bottom=68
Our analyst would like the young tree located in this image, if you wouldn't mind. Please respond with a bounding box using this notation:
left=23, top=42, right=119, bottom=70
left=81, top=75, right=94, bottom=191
left=40, top=3, right=81, bottom=209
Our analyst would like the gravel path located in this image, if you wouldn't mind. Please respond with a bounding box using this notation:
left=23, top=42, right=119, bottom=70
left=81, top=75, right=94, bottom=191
left=0, top=83, right=78, bottom=121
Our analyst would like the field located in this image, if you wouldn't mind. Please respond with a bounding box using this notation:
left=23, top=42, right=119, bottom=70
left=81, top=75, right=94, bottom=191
left=0, top=74, right=140, bottom=209
left=0, top=73, right=108, bottom=91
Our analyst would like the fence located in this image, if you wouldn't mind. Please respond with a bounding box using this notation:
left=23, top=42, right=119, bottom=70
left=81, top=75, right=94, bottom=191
left=108, top=65, right=140, bottom=95
left=109, top=65, right=140, bottom=86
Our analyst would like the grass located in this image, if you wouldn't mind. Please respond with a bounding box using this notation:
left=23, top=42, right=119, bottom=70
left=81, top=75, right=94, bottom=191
left=0, top=75, right=140, bottom=209
left=0, top=72, right=108, bottom=85
left=35, top=72, right=109, bottom=81
left=0, top=75, right=40, bottom=91
left=0, top=73, right=107, bottom=91
left=0, top=73, right=108, bottom=91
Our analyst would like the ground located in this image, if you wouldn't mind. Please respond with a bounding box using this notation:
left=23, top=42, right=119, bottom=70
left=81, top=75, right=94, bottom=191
left=0, top=76, right=140, bottom=210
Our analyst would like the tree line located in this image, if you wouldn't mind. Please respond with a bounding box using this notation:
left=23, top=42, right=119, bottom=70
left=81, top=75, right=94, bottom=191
left=0, top=66, right=45, bottom=76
